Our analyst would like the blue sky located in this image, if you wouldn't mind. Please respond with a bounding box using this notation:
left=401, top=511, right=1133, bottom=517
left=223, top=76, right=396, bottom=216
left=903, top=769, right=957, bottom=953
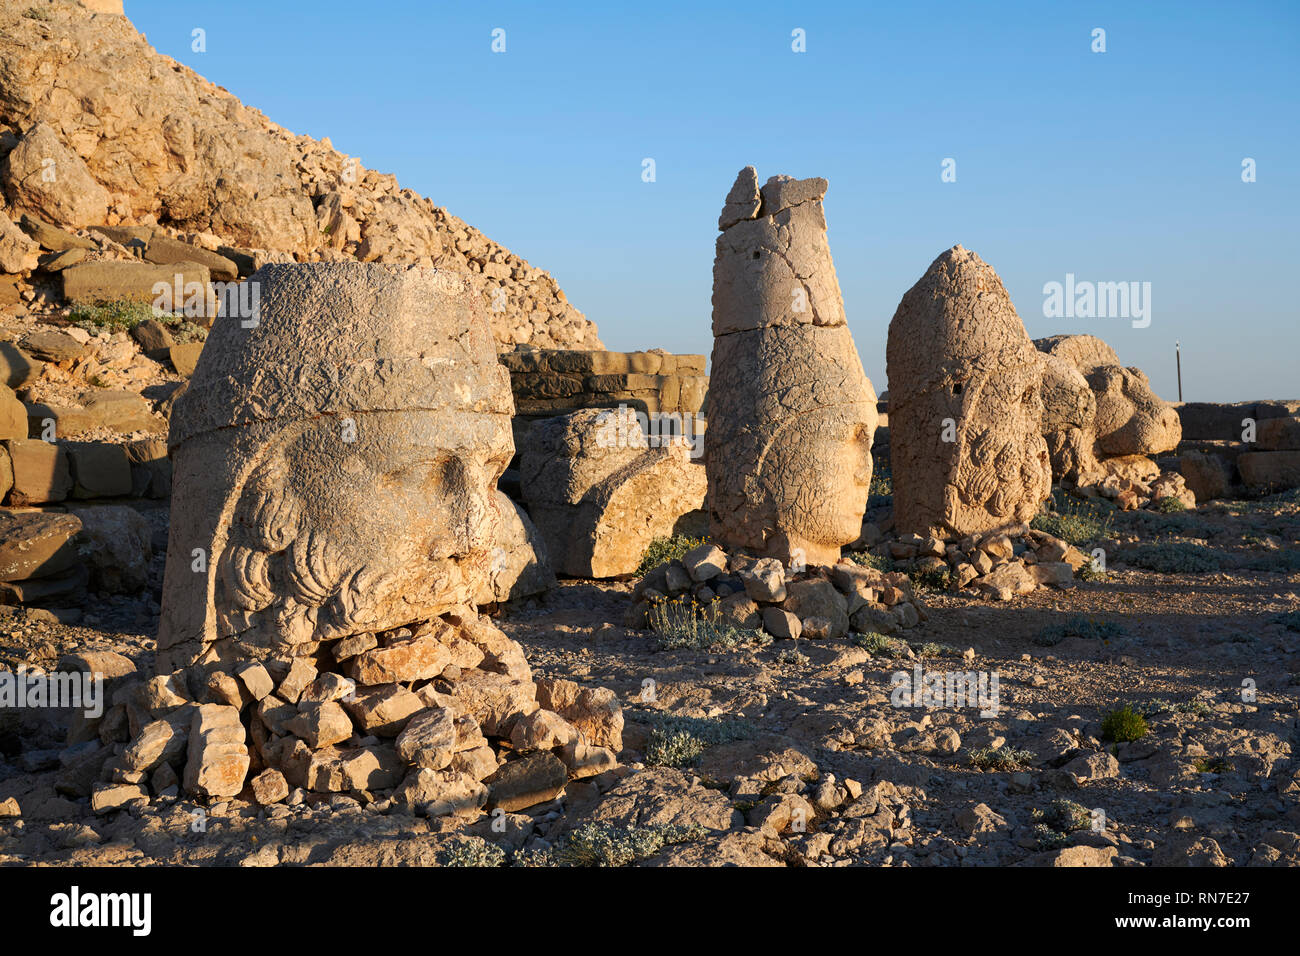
left=128, top=1, right=1297, bottom=402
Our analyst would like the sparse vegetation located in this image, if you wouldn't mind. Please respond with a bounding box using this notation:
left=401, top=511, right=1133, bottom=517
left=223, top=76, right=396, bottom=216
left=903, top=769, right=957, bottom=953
left=68, top=299, right=159, bottom=332
left=853, top=631, right=902, bottom=656
left=1033, top=615, right=1127, bottom=647
left=436, top=836, right=507, bottom=867
left=640, top=712, right=757, bottom=769
left=1032, top=798, right=1093, bottom=833
left=644, top=728, right=706, bottom=767
left=911, top=640, right=962, bottom=659
left=647, top=596, right=770, bottom=651
left=970, top=746, right=1035, bottom=771
left=1122, top=542, right=1225, bottom=574
left=1193, top=756, right=1232, bottom=774
left=1100, top=705, right=1148, bottom=743
left=906, top=564, right=951, bottom=592
left=23, top=7, right=51, bottom=21
left=547, top=823, right=705, bottom=867
left=1138, top=698, right=1212, bottom=719
left=1153, top=496, right=1187, bottom=513
left=635, top=534, right=708, bottom=577
left=774, top=645, right=809, bottom=666
left=845, top=550, right=894, bottom=572
left=1031, top=495, right=1113, bottom=545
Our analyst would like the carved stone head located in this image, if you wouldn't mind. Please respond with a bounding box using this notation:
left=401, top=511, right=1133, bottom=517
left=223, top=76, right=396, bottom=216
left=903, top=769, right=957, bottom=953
left=886, top=245, right=1051, bottom=539
left=157, top=263, right=513, bottom=676
left=707, top=168, right=878, bottom=567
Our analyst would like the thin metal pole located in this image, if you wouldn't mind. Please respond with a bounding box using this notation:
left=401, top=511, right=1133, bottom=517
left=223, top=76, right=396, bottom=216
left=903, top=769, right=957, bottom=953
left=1175, top=341, right=1182, bottom=402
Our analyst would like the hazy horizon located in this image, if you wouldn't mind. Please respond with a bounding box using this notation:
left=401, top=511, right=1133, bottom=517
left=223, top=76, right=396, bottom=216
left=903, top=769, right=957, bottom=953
left=126, top=0, right=1298, bottom=403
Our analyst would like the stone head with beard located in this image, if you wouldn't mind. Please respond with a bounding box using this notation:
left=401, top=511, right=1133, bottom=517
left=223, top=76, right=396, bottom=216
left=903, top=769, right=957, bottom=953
left=157, top=263, right=513, bottom=678
left=886, top=246, right=1051, bottom=539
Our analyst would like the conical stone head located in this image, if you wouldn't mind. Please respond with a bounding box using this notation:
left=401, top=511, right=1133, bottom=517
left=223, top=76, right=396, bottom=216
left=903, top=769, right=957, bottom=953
left=707, top=168, right=877, bottom=566
left=885, top=245, right=1051, bottom=539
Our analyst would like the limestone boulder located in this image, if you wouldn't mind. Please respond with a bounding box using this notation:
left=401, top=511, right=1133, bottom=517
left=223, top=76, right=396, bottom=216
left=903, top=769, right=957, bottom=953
left=0, top=209, right=39, bottom=274
left=1238, top=451, right=1300, bottom=490
left=0, top=510, right=82, bottom=582
left=886, top=246, right=1051, bottom=539
left=1088, top=365, right=1182, bottom=457
left=474, top=490, right=555, bottom=604
left=65, top=504, right=153, bottom=592
left=0, top=122, right=109, bottom=227
left=521, top=406, right=707, bottom=578
left=1177, top=450, right=1232, bottom=502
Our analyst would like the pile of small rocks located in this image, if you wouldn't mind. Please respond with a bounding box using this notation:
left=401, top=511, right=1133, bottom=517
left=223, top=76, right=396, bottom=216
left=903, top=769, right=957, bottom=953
left=627, top=542, right=927, bottom=640
left=72, top=610, right=624, bottom=819
left=875, top=525, right=1091, bottom=601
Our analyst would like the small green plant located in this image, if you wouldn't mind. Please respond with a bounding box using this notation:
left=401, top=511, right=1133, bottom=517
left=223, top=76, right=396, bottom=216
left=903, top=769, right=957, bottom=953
left=1138, top=698, right=1212, bottom=719
left=436, top=836, right=506, bottom=867
left=853, top=631, right=902, bottom=656
left=1032, top=799, right=1092, bottom=833
left=635, top=535, right=707, bottom=577
left=645, top=728, right=706, bottom=768
left=1152, top=496, right=1187, bottom=513
left=23, top=7, right=51, bottom=20
left=1031, top=495, right=1113, bottom=545
left=969, top=746, right=1035, bottom=771
left=68, top=299, right=159, bottom=332
left=647, top=596, right=770, bottom=651
left=1076, top=559, right=1108, bottom=582
left=868, top=463, right=893, bottom=508
left=845, top=550, right=894, bottom=572
left=907, top=564, right=951, bottom=592
left=1100, top=705, right=1148, bottom=743
left=1033, top=615, right=1127, bottom=647
left=1031, top=824, right=1072, bottom=850
left=911, top=641, right=962, bottom=659
left=548, top=823, right=705, bottom=867
left=1193, top=756, right=1232, bottom=775
left=774, top=645, right=809, bottom=666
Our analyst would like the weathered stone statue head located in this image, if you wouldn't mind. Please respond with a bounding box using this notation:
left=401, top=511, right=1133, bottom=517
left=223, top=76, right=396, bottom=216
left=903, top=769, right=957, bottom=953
left=157, top=262, right=514, bottom=676
left=707, top=168, right=878, bottom=567
left=886, top=245, right=1051, bottom=539
left=1035, top=333, right=1182, bottom=459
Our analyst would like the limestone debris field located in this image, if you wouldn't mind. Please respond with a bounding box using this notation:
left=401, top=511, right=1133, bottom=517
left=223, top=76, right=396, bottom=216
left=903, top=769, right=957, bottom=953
left=0, top=1, right=1294, bottom=930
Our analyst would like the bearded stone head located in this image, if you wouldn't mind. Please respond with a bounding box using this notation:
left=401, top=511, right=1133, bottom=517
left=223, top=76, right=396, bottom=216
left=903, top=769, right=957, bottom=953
left=157, top=263, right=513, bottom=677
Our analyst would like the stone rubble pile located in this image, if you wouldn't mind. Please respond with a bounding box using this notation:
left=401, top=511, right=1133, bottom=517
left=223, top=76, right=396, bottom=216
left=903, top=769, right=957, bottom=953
left=79, top=608, right=624, bottom=817
left=628, top=541, right=927, bottom=639
left=879, top=525, right=1089, bottom=601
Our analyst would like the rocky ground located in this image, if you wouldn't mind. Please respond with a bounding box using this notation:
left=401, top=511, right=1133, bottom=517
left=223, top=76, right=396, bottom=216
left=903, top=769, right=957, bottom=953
left=1, top=492, right=1295, bottom=867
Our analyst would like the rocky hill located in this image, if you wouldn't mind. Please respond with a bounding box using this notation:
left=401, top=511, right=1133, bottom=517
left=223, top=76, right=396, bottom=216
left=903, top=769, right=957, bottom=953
left=0, top=0, right=600, bottom=350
